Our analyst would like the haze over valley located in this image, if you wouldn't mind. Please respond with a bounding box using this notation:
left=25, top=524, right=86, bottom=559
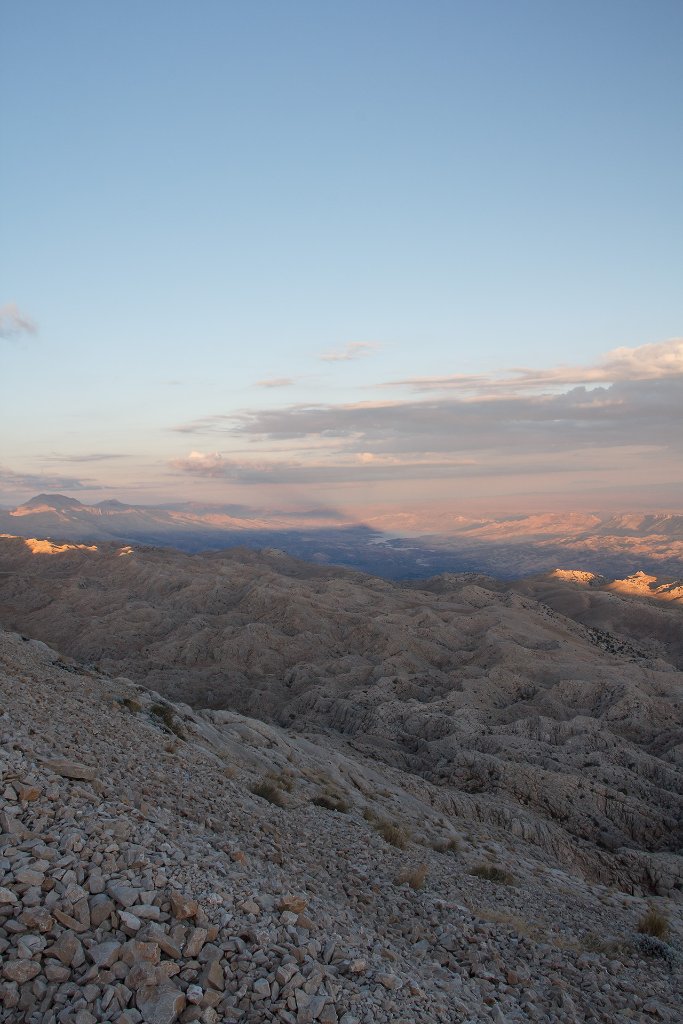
left=3, top=493, right=683, bottom=582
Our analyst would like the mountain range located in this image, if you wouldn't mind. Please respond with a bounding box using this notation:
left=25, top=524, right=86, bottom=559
left=2, top=493, right=683, bottom=579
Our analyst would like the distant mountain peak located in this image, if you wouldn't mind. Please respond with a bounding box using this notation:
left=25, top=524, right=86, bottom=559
left=95, top=499, right=132, bottom=510
left=22, top=494, right=84, bottom=510
left=550, top=569, right=603, bottom=585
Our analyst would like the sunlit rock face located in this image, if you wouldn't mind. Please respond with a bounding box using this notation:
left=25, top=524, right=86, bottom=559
left=606, top=571, right=683, bottom=604
left=550, top=569, right=604, bottom=584
left=23, top=537, right=98, bottom=555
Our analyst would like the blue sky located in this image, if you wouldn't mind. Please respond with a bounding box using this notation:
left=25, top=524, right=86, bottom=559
left=2, top=1, right=682, bottom=511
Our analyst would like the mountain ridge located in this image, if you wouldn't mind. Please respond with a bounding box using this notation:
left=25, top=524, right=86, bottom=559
left=2, top=494, right=683, bottom=579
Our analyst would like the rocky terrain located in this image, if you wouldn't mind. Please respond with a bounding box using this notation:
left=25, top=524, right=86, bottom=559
left=1, top=627, right=681, bottom=1024
left=2, top=495, right=683, bottom=579
left=0, top=533, right=681, bottom=902
left=514, top=571, right=683, bottom=672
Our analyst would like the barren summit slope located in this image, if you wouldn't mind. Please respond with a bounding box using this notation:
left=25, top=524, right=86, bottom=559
left=0, top=534, right=681, bottom=899
left=0, top=629, right=681, bottom=1024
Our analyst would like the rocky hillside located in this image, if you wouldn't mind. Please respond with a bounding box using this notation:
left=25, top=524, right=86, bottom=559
left=1, top=629, right=681, bottom=1023
left=0, top=534, right=681, bottom=901
left=513, top=571, right=683, bottom=670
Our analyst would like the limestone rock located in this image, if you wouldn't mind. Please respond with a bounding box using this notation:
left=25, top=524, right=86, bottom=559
left=136, top=983, right=186, bottom=1024
left=43, top=758, right=96, bottom=781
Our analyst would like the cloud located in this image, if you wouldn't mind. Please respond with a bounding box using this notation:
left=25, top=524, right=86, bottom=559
left=255, top=377, right=296, bottom=388
left=319, top=342, right=378, bottom=362
left=168, top=338, right=683, bottom=498
left=169, top=375, right=683, bottom=487
left=0, top=466, right=99, bottom=493
left=169, top=450, right=483, bottom=485
left=173, top=415, right=232, bottom=435
left=169, top=447, right=656, bottom=486
left=382, top=337, right=683, bottom=394
left=229, top=379, right=683, bottom=454
left=41, top=453, right=128, bottom=464
left=0, top=303, right=37, bottom=339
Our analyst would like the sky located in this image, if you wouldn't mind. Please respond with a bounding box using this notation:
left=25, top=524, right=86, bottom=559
left=2, top=0, right=682, bottom=515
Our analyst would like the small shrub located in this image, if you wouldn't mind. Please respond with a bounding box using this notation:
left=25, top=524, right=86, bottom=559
left=634, top=934, right=680, bottom=970
left=311, top=792, right=350, bottom=813
left=583, top=933, right=633, bottom=956
left=637, top=908, right=669, bottom=940
left=150, top=703, right=185, bottom=739
left=120, top=697, right=142, bottom=713
left=471, top=863, right=515, bottom=885
left=471, top=907, right=536, bottom=937
left=251, top=779, right=287, bottom=807
left=434, top=836, right=460, bottom=854
left=395, top=863, right=428, bottom=889
left=272, top=771, right=294, bottom=792
left=376, top=819, right=410, bottom=849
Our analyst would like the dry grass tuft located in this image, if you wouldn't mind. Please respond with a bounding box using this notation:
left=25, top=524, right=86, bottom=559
left=120, top=697, right=142, bottom=713
left=471, top=863, right=515, bottom=885
left=150, top=702, right=185, bottom=739
left=251, top=778, right=287, bottom=807
left=637, top=907, right=669, bottom=940
left=311, top=792, right=350, bottom=813
left=582, top=933, right=633, bottom=956
left=470, top=906, right=537, bottom=937
left=395, top=863, right=428, bottom=889
left=433, top=836, right=460, bottom=854
left=375, top=819, right=411, bottom=849
left=271, top=771, right=295, bottom=792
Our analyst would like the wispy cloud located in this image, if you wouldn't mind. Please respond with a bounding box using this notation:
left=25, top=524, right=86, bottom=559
left=319, top=342, right=378, bottom=362
left=226, top=379, right=683, bottom=455
left=382, top=338, right=683, bottom=394
left=255, top=377, right=296, bottom=388
left=170, top=450, right=482, bottom=484
left=169, top=377, right=683, bottom=489
left=0, top=466, right=99, bottom=493
left=173, top=415, right=233, bottom=435
left=168, top=338, right=683, bottom=498
left=0, top=303, right=37, bottom=339
left=41, top=453, right=128, bottom=464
